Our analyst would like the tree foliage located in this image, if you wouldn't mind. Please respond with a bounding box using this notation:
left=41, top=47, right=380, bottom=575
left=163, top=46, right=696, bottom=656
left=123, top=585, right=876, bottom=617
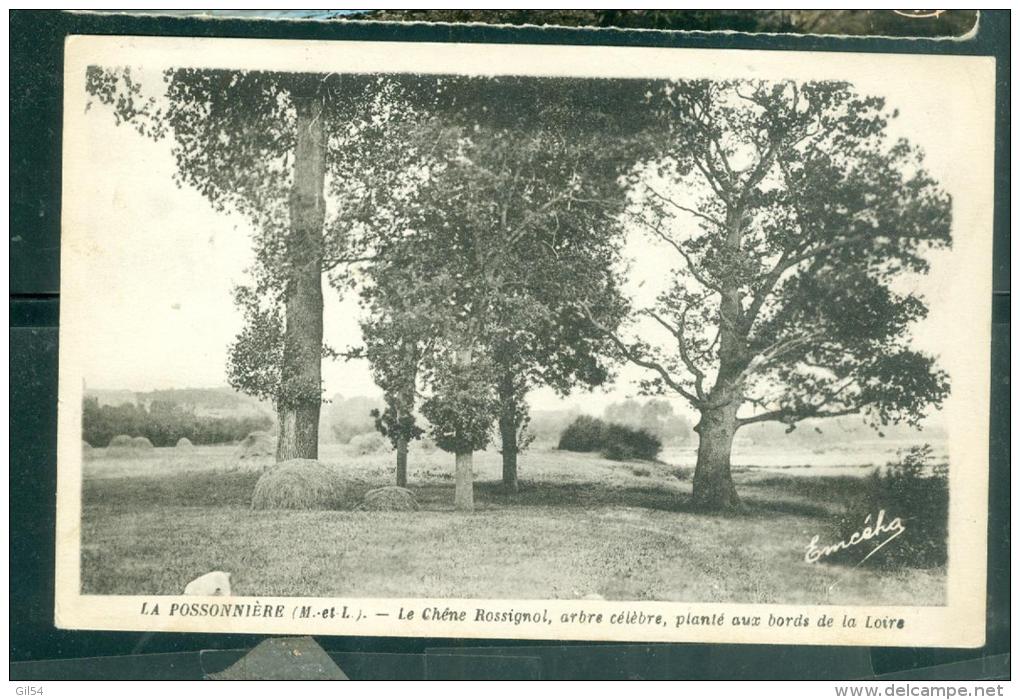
left=420, top=353, right=502, bottom=453
left=357, top=78, right=647, bottom=457
left=615, top=79, right=951, bottom=431
left=86, top=67, right=425, bottom=411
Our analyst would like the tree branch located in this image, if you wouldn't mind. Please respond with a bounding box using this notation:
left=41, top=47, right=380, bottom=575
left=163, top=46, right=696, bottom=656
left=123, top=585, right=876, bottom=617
left=691, top=157, right=733, bottom=206
left=645, top=185, right=723, bottom=229
left=643, top=308, right=707, bottom=400
left=577, top=301, right=701, bottom=406
left=737, top=375, right=859, bottom=426
left=731, top=331, right=821, bottom=388
left=738, top=405, right=859, bottom=427
left=634, top=212, right=723, bottom=294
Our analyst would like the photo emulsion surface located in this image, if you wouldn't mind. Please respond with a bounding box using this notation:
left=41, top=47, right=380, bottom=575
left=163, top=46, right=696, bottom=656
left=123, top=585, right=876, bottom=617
left=56, top=36, right=995, bottom=646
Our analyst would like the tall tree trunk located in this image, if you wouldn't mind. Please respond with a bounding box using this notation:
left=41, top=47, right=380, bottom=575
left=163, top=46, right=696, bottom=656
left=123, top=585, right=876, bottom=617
left=276, top=91, right=326, bottom=462
left=395, top=436, right=408, bottom=487
left=394, top=340, right=416, bottom=487
left=692, top=401, right=740, bottom=510
left=500, top=416, right=518, bottom=494
left=497, top=376, right=519, bottom=494
left=690, top=200, right=749, bottom=509
left=453, top=347, right=474, bottom=511
left=454, top=450, right=474, bottom=511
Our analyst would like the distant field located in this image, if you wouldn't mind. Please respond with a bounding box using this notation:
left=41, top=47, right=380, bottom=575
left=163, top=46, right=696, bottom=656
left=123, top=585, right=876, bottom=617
left=80, top=442, right=946, bottom=605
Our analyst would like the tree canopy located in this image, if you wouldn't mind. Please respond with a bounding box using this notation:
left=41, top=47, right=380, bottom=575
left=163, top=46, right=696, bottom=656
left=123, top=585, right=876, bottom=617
left=617, top=80, right=951, bottom=427
left=606, top=79, right=951, bottom=508
left=86, top=67, right=951, bottom=511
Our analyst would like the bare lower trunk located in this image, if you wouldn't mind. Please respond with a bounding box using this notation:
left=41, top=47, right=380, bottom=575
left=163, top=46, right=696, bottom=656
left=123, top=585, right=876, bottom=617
left=276, top=90, right=326, bottom=463
left=395, top=436, right=408, bottom=487
left=499, top=410, right=519, bottom=494
left=691, top=402, right=740, bottom=510
left=395, top=340, right=416, bottom=488
left=276, top=260, right=323, bottom=461
left=691, top=238, right=746, bottom=509
left=277, top=404, right=320, bottom=462
left=501, top=434, right=518, bottom=494
left=497, top=377, right=519, bottom=494
left=452, top=346, right=475, bottom=511
left=454, top=450, right=474, bottom=511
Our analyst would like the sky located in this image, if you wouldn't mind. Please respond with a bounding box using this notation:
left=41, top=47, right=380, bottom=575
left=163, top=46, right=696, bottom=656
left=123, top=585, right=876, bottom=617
left=71, top=62, right=981, bottom=421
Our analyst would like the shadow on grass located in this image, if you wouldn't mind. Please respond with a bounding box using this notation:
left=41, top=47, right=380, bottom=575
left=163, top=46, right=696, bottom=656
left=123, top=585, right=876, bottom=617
left=419, top=478, right=843, bottom=521
left=84, top=469, right=851, bottom=522
left=84, top=470, right=261, bottom=508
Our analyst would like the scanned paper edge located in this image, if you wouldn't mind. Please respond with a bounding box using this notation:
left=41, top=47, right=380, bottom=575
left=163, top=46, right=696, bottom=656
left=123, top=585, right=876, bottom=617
left=54, top=34, right=995, bottom=647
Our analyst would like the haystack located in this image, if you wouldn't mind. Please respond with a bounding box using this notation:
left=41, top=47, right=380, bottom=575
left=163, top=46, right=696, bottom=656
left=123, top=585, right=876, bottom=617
left=176, top=437, right=195, bottom=450
left=348, top=431, right=388, bottom=456
left=358, top=486, right=418, bottom=512
left=131, top=436, right=154, bottom=450
left=251, top=459, right=361, bottom=511
left=236, top=431, right=275, bottom=460
left=108, top=435, right=134, bottom=449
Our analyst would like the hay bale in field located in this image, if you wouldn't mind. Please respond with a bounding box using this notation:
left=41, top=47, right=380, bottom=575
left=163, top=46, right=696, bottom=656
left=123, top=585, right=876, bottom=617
left=176, top=437, right=195, bottom=450
left=348, top=431, right=388, bottom=455
left=236, top=430, right=275, bottom=460
left=108, top=434, right=134, bottom=449
left=358, top=486, right=418, bottom=511
left=107, top=434, right=154, bottom=456
left=251, top=459, right=366, bottom=511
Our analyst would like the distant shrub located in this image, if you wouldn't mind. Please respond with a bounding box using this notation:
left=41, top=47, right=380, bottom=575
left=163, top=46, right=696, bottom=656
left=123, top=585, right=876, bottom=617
left=601, top=424, right=661, bottom=461
left=557, top=415, right=606, bottom=452
left=631, top=467, right=651, bottom=477
left=557, top=416, right=661, bottom=461
left=603, top=398, right=692, bottom=444
left=671, top=467, right=693, bottom=481
left=349, top=431, right=389, bottom=455
left=829, top=445, right=948, bottom=570
left=82, top=397, right=272, bottom=447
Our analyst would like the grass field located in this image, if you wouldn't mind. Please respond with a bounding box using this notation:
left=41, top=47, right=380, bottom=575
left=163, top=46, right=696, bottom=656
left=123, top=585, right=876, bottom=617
left=80, top=442, right=946, bottom=605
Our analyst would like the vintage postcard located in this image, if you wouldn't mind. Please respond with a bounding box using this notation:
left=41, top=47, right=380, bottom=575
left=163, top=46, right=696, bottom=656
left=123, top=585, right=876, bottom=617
left=56, top=34, right=995, bottom=646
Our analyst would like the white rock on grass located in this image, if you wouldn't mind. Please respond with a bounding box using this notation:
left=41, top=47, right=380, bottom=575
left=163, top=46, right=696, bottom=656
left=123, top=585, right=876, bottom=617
left=184, top=571, right=232, bottom=596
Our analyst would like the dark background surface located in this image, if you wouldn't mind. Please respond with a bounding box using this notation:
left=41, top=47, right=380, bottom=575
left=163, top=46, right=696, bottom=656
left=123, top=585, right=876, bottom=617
left=9, top=9, right=1010, bottom=680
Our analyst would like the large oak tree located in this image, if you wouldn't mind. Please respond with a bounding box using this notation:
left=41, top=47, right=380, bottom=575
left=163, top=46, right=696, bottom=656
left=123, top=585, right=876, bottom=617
left=87, top=67, right=412, bottom=461
left=607, top=80, right=952, bottom=510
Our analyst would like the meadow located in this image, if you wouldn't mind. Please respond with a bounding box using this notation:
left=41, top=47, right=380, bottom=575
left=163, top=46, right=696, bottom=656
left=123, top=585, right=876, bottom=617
left=80, top=442, right=946, bottom=605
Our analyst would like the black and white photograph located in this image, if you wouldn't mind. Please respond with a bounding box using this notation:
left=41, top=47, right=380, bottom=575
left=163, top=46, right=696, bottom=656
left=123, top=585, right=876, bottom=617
left=55, top=35, right=995, bottom=646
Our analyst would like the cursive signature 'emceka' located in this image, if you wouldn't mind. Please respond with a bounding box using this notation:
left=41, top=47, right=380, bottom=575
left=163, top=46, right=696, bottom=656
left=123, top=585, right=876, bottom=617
left=805, top=510, right=906, bottom=565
